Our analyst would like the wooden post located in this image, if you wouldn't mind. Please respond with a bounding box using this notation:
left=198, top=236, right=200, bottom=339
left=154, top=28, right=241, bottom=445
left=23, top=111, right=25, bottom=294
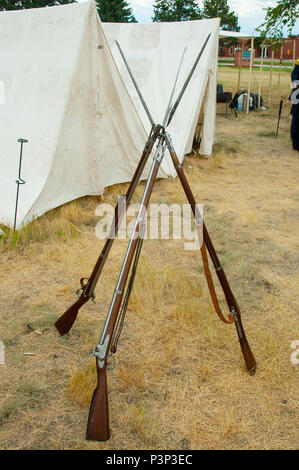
left=237, top=39, right=245, bottom=91
left=258, top=43, right=264, bottom=108
left=246, top=37, right=254, bottom=115
left=278, top=42, right=283, bottom=86
left=293, top=39, right=296, bottom=64
left=268, top=48, right=274, bottom=107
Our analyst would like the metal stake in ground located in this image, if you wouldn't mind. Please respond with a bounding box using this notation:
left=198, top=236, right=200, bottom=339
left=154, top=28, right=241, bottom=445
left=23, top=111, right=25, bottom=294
left=13, top=138, right=28, bottom=230
left=276, top=100, right=283, bottom=137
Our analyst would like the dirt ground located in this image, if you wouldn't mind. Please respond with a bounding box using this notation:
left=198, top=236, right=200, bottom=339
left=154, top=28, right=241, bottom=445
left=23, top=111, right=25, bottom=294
left=0, top=67, right=298, bottom=450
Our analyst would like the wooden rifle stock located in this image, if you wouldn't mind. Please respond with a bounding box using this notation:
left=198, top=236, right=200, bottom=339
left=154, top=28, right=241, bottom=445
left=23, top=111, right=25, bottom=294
left=55, top=295, right=90, bottom=336
left=86, top=364, right=109, bottom=441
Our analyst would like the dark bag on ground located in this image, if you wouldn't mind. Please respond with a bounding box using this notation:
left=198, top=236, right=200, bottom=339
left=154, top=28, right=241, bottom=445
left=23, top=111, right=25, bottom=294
left=217, top=91, right=232, bottom=103
left=217, top=84, right=232, bottom=103
left=250, top=92, right=263, bottom=110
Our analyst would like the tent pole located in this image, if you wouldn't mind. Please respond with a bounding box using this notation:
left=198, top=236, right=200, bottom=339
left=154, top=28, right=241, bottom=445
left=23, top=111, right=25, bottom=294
left=258, top=43, right=264, bottom=108
left=246, top=37, right=254, bottom=115
left=237, top=39, right=244, bottom=91
left=278, top=42, right=283, bottom=86
left=268, top=48, right=274, bottom=107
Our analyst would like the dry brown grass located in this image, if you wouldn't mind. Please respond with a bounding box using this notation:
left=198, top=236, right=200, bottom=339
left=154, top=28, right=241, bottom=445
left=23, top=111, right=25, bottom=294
left=0, top=67, right=298, bottom=450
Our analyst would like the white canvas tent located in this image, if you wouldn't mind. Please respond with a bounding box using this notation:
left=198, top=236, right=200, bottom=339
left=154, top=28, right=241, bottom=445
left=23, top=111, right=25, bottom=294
left=0, top=1, right=219, bottom=228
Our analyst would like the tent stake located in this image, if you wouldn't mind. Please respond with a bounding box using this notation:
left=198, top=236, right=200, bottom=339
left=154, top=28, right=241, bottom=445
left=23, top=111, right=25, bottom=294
left=13, top=138, right=28, bottom=231
left=276, top=100, right=283, bottom=137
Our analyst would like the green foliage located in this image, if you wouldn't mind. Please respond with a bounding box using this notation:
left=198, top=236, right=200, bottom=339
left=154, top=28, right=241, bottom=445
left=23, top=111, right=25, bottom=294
left=253, top=35, right=284, bottom=50
left=0, top=214, right=77, bottom=250
left=152, top=0, right=202, bottom=22
left=96, top=0, right=137, bottom=22
left=203, top=0, right=240, bottom=31
left=256, top=0, right=299, bottom=39
left=0, top=0, right=75, bottom=10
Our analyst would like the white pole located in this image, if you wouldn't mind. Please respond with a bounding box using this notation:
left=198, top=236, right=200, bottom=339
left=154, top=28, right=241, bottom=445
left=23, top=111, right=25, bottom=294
left=278, top=42, right=283, bottom=86
left=237, top=39, right=245, bottom=91
left=246, top=37, right=254, bottom=115
left=268, top=48, right=274, bottom=107
left=258, top=43, right=264, bottom=108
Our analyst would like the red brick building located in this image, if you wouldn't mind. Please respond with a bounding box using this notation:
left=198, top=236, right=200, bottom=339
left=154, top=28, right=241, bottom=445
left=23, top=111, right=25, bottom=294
left=267, top=36, right=299, bottom=60
left=219, top=35, right=299, bottom=60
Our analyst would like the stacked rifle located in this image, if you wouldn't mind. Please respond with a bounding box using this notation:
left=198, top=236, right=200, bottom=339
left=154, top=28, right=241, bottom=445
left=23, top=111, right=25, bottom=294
left=55, top=35, right=256, bottom=441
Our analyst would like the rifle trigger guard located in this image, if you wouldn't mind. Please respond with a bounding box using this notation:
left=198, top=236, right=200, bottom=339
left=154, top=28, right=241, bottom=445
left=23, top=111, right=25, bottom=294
left=76, top=278, right=96, bottom=303
left=80, top=277, right=89, bottom=289
left=76, top=278, right=89, bottom=297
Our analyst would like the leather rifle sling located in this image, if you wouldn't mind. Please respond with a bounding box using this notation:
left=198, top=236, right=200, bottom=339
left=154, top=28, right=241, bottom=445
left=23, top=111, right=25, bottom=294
left=195, top=223, right=234, bottom=324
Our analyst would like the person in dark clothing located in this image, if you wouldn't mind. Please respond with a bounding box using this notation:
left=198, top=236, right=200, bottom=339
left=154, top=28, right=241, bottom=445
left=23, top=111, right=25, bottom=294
left=290, top=60, right=299, bottom=151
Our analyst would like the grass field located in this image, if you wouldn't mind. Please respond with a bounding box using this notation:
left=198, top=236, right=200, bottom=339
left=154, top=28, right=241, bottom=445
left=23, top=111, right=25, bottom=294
left=0, top=67, right=298, bottom=450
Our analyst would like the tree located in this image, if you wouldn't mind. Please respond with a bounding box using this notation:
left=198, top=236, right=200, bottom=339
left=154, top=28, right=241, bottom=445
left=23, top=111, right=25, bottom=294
left=152, top=0, right=202, bottom=22
left=202, top=0, right=240, bottom=31
left=96, top=0, right=137, bottom=23
left=0, top=0, right=75, bottom=10
left=256, top=0, right=299, bottom=39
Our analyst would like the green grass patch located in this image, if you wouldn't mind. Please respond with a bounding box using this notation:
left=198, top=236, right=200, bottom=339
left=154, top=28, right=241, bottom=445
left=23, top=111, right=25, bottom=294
left=257, top=130, right=277, bottom=138
left=0, top=383, right=45, bottom=426
left=218, top=59, right=293, bottom=67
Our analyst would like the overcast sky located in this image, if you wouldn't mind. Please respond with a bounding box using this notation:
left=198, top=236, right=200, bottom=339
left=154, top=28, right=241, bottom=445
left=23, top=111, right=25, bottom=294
left=79, top=1, right=299, bottom=36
